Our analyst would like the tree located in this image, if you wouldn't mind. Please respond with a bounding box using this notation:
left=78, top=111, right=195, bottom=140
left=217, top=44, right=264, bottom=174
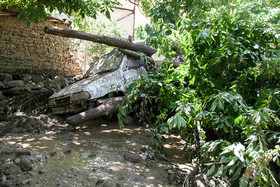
left=119, top=0, right=280, bottom=186
left=0, top=0, right=120, bottom=26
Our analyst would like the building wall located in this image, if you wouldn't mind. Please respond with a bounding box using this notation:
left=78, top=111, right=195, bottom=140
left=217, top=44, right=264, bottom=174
left=0, top=16, right=82, bottom=77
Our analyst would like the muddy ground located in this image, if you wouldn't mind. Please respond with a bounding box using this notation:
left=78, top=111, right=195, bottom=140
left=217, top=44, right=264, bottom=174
left=0, top=112, right=202, bottom=187
left=0, top=75, right=228, bottom=186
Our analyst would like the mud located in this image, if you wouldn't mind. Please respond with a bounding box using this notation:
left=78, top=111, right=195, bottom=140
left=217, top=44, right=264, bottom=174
left=0, top=116, right=194, bottom=187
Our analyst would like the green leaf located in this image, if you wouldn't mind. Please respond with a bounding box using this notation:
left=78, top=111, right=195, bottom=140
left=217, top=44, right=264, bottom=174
left=234, top=115, right=243, bottom=124
left=105, top=10, right=111, bottom=19
left=166, top=5, right=172, bottom=12
left=215, top=165, right=224, bottom=177
left=155, top=132, right=162, bottom=140
left=206, top=165, right=216, bottom=177
left=230, top=166, right=242, bottom=181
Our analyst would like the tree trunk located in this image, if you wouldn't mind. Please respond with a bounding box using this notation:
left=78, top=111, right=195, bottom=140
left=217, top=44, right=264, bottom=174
left=44, top=26, right=157, bottom=56
left=67, top=97, right=123, bottom=125
left=118, top=48, right=154, bottom=63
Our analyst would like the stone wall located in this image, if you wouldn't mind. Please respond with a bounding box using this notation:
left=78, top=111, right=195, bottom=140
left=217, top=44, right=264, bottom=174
left=0, top=16, right=83, bottom=77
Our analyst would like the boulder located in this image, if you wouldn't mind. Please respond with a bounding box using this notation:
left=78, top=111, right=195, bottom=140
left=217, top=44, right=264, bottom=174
left=0, top=73, right=13, bottom=82
left=48, top=76, right=69, bottom=91
left=6, top=80, right=25, bottom=88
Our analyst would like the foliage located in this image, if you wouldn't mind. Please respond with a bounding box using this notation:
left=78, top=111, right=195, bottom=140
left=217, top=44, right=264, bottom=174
left=119, top=0, right=280, bottom=186
left=70, top=18, right=123, bottom=66
left=0, top=0, right=120, bottom=26
left=134, top=24, right=156, bottom=41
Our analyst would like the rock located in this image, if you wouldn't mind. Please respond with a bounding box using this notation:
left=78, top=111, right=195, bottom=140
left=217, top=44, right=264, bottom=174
left=15, top=150, right=32, bottom=157
left=40, top=88, right=49, bottom=93
left=32, top=82, right=44, bottom=90
left=14, top=158, right=21, bottom=164
left=123, top=152, right=141, bottom=163
left=63, top=150, right=72, bottom=155
left=38, top=170, right=45, bottom=174
left=22, top=74, right=32, bottom=82
left=96, top=179, right=104, bottom=186
left=167, top=173, right=176, bottom=182
left=24, top=83, right=32, bottom=91
left=0, top=81, right=5, bottom=89
left=32, top=74, right=43, bottom=83
left=0, top=73, right=13, bottom=82
left=3, top=87, right=25, bottom=95
left=48, top=48, right=55, bottom=54
left=6, top=80, right=25, bottom=88
left=167, top=169, right=175, bottom=175
left=140, top=146, right=148, bottom=152
left=53, top=76, right=69, bottom=90
left=145, top=161, right=152, bottom=168
left=0, top=91, right=6, bottom=100
left=24, top=82, right=45, bottom=91
left=88, top=153, right=96, bottom=158
left=50, top=152, right=57, bottom=157
left=14, top=156, right=34, bottom=171
left=2, top=162, right=23, bottom=175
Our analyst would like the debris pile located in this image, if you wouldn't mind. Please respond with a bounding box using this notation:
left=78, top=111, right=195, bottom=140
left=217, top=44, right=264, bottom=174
left=0, top=72, right=79, bottom=119
left=0, top=112, right=68, bottom=137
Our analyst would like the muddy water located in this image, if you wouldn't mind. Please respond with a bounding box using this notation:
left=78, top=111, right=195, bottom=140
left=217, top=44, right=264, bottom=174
left=2, top=120, right=193, bottom=186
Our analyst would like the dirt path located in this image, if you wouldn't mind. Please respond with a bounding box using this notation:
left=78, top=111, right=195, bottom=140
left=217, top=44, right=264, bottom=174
left=0, top=117, right=193, bottom=186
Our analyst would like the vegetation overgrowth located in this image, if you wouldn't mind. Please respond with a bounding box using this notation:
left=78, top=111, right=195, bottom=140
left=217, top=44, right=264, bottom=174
left=119, top=0, right=280, bottom=186
left=1, top=0, right=280, bottom=186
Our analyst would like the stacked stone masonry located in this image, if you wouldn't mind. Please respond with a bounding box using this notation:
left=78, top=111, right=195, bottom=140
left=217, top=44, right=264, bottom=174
left=0, top=16, right=83, bottom=77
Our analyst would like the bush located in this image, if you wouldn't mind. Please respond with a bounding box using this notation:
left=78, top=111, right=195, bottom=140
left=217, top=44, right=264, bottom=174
left=119, top=1, right=280, bottom=186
